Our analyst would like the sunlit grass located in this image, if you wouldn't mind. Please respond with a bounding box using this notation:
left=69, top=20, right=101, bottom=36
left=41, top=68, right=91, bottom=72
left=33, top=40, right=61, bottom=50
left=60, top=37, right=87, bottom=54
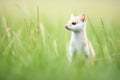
left=0, top=0, right=120, bottom=80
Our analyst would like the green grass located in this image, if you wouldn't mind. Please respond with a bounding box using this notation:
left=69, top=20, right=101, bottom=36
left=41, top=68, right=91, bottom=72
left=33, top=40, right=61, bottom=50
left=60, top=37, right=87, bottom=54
left=0, top=0, right=120, bottom=80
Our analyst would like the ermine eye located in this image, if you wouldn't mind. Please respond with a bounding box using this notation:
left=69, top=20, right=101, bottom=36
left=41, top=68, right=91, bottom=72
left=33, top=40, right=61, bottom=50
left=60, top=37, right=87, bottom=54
left=72, top=22, right=76, bottom=25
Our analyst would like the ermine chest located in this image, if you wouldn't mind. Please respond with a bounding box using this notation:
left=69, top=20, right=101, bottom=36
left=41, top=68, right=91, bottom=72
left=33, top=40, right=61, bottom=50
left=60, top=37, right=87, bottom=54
left=71, top=40, right=83, bottom=50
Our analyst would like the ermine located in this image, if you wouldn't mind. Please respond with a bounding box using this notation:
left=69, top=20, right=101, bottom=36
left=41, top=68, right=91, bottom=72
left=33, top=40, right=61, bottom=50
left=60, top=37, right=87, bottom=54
left=65, top=13, right=95, bottom=63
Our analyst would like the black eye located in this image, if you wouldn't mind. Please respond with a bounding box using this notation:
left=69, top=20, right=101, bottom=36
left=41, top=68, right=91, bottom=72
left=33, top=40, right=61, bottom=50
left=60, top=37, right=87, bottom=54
left=72, top=22, right=76, bottom=25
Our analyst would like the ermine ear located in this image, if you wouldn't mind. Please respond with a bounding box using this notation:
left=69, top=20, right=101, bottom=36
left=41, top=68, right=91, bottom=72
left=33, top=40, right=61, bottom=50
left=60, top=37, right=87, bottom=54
left=80, top=13, right=86, bottom=22
left=70, top=13, right=74, bottom=20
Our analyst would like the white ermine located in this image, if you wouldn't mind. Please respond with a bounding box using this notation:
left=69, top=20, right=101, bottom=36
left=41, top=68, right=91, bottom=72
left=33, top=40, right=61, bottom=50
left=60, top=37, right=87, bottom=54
left=65, top=13, right=95, bottom=63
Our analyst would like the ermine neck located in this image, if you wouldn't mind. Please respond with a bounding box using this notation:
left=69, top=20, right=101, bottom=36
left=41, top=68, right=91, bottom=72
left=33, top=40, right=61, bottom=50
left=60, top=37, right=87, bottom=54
left=71, top=29, right=87, bottom=42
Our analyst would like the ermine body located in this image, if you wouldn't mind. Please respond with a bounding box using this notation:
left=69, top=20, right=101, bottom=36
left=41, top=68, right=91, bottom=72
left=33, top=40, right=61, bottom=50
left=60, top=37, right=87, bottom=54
left=65, top=13, right=95, bottom=63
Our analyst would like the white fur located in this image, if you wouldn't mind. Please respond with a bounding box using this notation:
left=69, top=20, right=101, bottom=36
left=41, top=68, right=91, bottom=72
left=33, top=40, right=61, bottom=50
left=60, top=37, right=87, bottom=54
left=65, top=14, right=95, bottom=63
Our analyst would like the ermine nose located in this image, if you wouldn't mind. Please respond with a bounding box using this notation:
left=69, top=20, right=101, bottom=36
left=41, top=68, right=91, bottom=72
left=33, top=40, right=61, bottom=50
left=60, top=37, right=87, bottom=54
left=65, top=26, right=68, bottom=29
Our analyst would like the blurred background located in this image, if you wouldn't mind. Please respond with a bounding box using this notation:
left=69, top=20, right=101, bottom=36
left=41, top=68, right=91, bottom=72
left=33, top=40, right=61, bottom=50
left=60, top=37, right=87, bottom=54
left=0, top=0, right=120, bottom=19
left=0, top=0, right=120, bottom=80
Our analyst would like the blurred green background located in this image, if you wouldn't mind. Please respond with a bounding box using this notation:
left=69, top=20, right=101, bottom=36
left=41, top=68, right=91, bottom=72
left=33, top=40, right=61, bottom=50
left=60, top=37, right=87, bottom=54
left=0, top=0, right=120, bottom=18
left=0, top=0, right=120, bottom=80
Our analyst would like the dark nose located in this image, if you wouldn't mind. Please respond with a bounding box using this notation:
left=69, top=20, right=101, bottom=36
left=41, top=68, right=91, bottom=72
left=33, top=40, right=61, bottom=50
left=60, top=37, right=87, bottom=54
left=65, top=26, right=68, bottom=29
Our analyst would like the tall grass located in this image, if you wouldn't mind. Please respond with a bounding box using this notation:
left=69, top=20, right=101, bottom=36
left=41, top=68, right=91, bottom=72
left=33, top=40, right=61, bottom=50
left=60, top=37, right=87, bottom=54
left=0, top=0, right=120, bottom=80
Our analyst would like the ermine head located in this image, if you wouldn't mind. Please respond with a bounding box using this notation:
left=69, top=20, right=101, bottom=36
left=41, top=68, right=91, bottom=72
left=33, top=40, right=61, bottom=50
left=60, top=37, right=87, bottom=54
left=65, top=13, right=86, bottom=32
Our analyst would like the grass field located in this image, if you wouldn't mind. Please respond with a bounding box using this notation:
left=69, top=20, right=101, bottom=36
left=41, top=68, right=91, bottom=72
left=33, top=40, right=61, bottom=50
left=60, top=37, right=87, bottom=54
left=0, top=0, right=120, bottom=80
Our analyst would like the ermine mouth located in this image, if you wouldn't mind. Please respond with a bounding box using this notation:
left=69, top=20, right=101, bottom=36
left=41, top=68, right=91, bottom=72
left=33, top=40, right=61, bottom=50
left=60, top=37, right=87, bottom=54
left=65, top=26, right=70, bottom=30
